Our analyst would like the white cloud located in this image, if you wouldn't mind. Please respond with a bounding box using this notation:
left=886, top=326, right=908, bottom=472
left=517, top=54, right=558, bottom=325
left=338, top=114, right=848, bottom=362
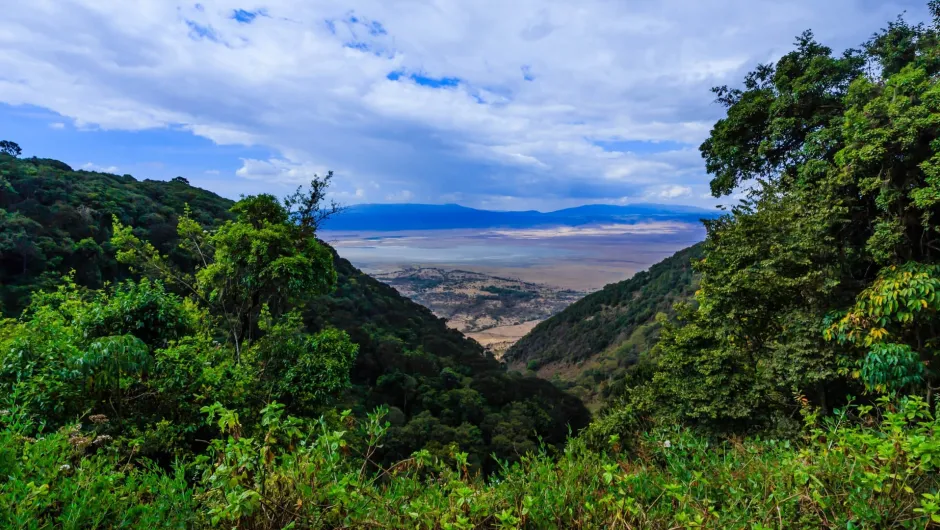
left=0, top=0, right=929, bottom=208
left=604, top=159, right=676, bottom=182
left=49, top=122, right=65, bottom=129
left=204, top=169, right=220, bottom=175
left=331, top=187, right=367, bottom=202
left=81, top=162, right=120, bottom=173
left=385, top=190, right=414, bottom=202
left=235, top=158, right=332, bottom=184
left=652, top=185, right=693, bottom=199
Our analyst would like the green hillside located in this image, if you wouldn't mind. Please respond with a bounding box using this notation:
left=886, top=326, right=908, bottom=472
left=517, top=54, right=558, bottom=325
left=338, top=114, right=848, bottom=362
left=504, top=244, right=702, bottom=406
left=0, top=153, right=589, bottom=471
left=0, top=158, right=233, bottom=315
left=311, top=252, right=590, bottom=465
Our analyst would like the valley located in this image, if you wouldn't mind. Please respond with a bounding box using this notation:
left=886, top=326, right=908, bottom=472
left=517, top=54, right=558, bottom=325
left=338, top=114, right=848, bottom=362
left=321, top=224, right=707, bottom=292
left=370, top=267, right=584, bottom=356
left=325, top=225, right=706, bottom=358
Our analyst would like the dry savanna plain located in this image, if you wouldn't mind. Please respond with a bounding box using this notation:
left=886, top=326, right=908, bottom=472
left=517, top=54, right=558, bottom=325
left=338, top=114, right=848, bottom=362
left=323, top=222, right=705, bottom=354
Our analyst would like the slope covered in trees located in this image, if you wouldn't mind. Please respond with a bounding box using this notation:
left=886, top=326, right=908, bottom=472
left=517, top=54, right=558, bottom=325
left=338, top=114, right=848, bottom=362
left=311, top=252, right=590, bottom=465
left=0, top=156, right=232, bottom=315
left=584, top=4, right=940, bottom=439
left=504, top=243, right=702, bottom=406
left=0, top=153, right=589, bottom=471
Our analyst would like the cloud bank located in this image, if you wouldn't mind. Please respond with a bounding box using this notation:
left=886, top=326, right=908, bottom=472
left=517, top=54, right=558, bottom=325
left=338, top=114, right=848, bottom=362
left=0, top=0, right=928, bottom=209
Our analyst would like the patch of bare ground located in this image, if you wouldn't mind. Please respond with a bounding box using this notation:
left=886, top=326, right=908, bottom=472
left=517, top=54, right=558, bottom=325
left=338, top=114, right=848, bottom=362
left=464, top=320, right=542, bottom=359
left=373, top=267, right=583, bottom=355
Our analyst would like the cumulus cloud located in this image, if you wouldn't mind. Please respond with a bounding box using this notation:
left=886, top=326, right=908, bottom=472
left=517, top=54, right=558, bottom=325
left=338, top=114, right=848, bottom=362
left=0, top=0, right=929, bottom=208
left=385, top=190, right=414, bottom=202
left=651, top=185, right=693, bottom=199
left=235, top=158, right=332, bottom=184
left=49, top=122, right=65, bottom=129
left=81, top=162, right=120, bottom=173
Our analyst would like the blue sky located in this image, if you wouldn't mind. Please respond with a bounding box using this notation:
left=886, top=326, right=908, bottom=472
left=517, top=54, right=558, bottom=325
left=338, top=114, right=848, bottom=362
left=0, top=0, right=930, bottom=210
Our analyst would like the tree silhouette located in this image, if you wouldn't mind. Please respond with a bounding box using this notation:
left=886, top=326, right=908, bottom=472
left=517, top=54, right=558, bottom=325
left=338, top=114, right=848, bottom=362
left=0, top=140, right=22, bottom=157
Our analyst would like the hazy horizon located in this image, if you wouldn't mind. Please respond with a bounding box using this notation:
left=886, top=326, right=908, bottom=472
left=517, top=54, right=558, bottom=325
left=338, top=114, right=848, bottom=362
left=331, top=200, right=721, bottom=214
left=323, top=223, right=706, bottom=291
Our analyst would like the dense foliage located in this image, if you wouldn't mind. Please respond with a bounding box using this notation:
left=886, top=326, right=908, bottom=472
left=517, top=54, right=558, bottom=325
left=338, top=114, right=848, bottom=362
left=0, top=155, right=232, bottom=315
left=3, top=393, right=939, bottom=528
left=504, top=244, right=701, bottom=406
left=0, top=152, right=589, bottom=474
left=1, top=184, right=359, bottom=464
left=587, top=3, right=940, bottom=439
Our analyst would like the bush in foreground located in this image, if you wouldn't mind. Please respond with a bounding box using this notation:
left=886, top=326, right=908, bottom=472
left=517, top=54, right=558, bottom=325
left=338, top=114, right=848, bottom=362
left=2, top=395, right=938, bottom=529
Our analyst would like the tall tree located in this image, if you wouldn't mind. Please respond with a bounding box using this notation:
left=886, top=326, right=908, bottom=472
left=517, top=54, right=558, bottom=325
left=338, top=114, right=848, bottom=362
left=112, top=177, right=340, bottom=358
left=611, top=4, right=940, bottom=432
left=0, top=140, right=21, bottom=157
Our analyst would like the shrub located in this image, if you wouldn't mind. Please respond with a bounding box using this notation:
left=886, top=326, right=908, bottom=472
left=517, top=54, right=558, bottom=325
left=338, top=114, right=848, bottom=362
left=4, top=394, right=938, bottom=529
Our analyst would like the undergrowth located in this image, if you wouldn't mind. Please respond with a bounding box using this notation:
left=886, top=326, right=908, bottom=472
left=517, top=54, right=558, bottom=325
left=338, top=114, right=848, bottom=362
left=3, top=395, right=939, bottom=529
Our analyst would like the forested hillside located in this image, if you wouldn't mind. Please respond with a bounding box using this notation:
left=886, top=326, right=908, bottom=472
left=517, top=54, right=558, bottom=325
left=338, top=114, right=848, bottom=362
left=505, top=244, right=702, bottom=406
left=311, top=253, right=590, bottom=466
left=0, top=153, right=589, bottom=472
left=581, top=10, right=940, bottom=440
left=0, top=158, right=232, bottom=315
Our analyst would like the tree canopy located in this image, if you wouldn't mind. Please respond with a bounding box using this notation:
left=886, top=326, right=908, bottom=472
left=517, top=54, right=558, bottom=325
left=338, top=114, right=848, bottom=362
left=585, top=3, right=940, bottom=437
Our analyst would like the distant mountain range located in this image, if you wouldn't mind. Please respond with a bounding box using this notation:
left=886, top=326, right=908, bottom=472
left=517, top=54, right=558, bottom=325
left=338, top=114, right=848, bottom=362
left=321, top=203, right=721, bottom=231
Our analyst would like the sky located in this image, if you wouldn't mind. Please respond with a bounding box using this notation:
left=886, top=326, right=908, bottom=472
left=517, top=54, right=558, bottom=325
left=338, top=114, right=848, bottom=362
left=0, top=0, right=931, bottom=211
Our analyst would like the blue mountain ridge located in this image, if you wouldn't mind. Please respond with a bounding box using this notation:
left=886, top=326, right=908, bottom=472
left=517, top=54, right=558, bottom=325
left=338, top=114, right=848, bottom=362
left=321, top=203, right=720, bottom=231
